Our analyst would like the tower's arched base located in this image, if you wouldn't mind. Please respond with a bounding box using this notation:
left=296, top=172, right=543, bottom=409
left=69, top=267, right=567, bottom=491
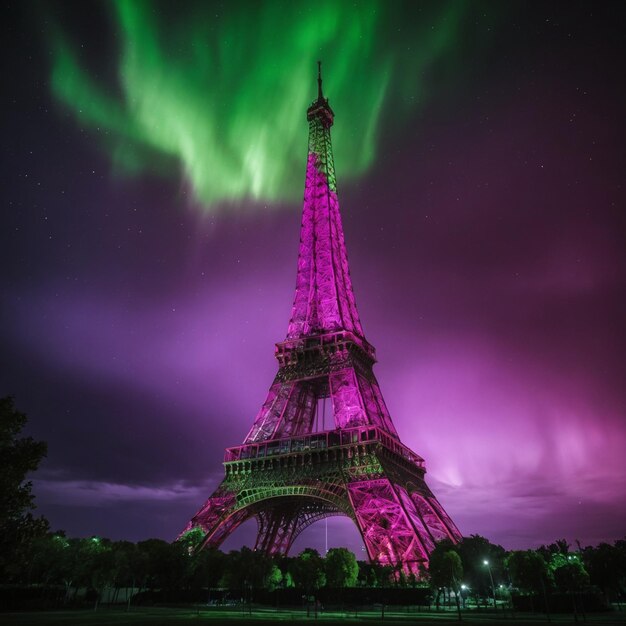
left=183, top=426, right=461, bottom=575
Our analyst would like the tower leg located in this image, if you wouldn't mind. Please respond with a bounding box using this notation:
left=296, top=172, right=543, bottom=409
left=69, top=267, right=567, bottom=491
left=253, top=500, right=347, bottom=557
left=183, top=484, right=249, bottom=549
left=419, top=493, right=463, bottom=541
left=255, top=507, right=301, bottom=556
left=244, top=380, right=317, bottom=443
left=347, top=479, right=430, bottom=575
left=328, top=368, right=400, bottom=437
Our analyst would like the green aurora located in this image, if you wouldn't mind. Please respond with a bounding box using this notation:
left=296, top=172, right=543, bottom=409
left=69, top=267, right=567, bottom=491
left=50, top=0, right=468, bottom=210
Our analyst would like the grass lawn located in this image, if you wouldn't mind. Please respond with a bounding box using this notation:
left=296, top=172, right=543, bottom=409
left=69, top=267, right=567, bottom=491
left=2, top=606, right=625, bottom=626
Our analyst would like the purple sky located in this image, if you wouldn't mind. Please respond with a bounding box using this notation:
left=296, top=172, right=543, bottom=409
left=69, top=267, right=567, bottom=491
left=2, top=2, right=625, bottom=553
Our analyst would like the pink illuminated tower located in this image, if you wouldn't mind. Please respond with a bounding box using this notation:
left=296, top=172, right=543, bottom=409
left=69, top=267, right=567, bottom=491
left=183, top=64, right=461, bottom=574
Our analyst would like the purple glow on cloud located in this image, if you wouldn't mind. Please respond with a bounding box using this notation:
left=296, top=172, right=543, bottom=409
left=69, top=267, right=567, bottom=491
left=1, top=3, right=625, bottom=552
left=10, top=284, right=284, bottom=420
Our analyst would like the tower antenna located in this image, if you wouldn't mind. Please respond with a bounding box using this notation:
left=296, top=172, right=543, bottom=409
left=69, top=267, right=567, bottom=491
left=317, top=60, right=323, bottom=100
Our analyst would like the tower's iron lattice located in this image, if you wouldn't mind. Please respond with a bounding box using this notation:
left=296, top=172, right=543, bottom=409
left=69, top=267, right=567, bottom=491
left=183, top=64, right=461, bottom=574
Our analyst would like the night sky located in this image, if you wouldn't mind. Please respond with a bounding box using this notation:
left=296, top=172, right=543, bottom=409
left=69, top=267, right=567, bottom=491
left=2, top=1, right=625, bottom=555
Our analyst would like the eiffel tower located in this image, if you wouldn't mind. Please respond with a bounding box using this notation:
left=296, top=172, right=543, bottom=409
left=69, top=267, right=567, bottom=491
left=183, top=64, right=461, bottom=574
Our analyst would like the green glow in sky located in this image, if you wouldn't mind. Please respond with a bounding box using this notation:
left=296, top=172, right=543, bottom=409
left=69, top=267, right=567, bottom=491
left=50, top=0, right=466, bottom=210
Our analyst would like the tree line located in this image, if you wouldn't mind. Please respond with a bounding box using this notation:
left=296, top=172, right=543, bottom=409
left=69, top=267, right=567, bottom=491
left=4, top=532, right=362, bottom=605
left=3, top=529, right=625, bottom=612
left=428, top=535, right=626, bottom=617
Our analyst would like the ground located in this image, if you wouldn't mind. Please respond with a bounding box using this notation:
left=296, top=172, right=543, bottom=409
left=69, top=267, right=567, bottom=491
left=2, top=607, right=625, bottom=626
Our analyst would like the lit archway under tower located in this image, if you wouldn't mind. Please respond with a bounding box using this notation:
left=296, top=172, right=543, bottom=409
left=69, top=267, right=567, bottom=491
left=182, top=63, right=461, bottom=575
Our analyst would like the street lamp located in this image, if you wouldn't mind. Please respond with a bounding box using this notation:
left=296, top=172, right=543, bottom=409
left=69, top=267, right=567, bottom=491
left=483, top=560, right=497, bottom=611
left=460, top=584, right=468, bottom=609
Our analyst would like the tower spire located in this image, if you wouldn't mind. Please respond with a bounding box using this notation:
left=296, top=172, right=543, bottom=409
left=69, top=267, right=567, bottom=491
left=317, top=60, right=323, bottom=101
left=289, top=63, right=363, bottom=342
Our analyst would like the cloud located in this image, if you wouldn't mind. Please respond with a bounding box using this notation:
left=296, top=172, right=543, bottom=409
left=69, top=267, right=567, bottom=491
left=33, top=475, right=219, bottom=507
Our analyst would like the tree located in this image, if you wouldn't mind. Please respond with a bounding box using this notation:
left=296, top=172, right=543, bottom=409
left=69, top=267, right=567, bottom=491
left=325, top=547, right=359, bottom=588
left=538, top=539, right=570, bottom=561
left=110, top=540, right=138, bottom=607
left=175, top=529, right=227, bottom=597
left=554, top=561, right=589, bottom=594
left=136, top=538, right=187, bottom=598
left=266, top=563, right=283, bottom=592
left=220, top=547, right=274, bottom=592
left=582, top=541, right=626, bottom=603
left=290, top=548, right=326, bottom=616
left=456, top=535, right=506, bottom=606
left=28, top=532, right=69, bottom=587
left=554, top=559, right=590, bottom=619
left=507, top=549, right=551, bottom=616
left=76, top=537, right=115, bottom=610
left=290, top=548, right=326, bottom=593
left=429, top=543, right=463, bottom=616
left=357, top=561, right=394, bottom=588
left=538, top=538, right=574, bottom=573
left=507, top=550, right=550, bottom=594
left=177, top=527, right=206, bottom=554
left=0, top=396, right=48, bottom=578
left=31, top=533, right=86, bottom=589
left=275, top=555, right=296, bottom=589
left=187, top=546, right=225, bottom=594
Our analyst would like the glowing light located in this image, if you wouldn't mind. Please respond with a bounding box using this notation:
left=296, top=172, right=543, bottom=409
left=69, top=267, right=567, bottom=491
left=49, top=0, right=466, bottom=210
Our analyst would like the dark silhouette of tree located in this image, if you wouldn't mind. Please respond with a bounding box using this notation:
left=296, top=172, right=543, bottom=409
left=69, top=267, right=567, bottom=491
left=58, top=538, right=86, bottom=601
left=218, top=547, right=275, bottom=613
left=582, top=540, right=626, bottom=603
left=175, top=528, right=227, bottom=597
left=357, top=561, right=394, bottom=588
left=136, top=538, right=187, bottom=596
left=357, top=561, right=377, bottom=587
left=110, top=540, right=137, bottom=607
left=507, top=549, right=552, bottom=617
left=80, top=537, right=115, bottom=610
left=455, top=535, right=505, bottom=606
left=28, top=532, right=69, bottom=587
left=5, top=515, right=623, bottom=616
left=325, top=547, right=359, bottom=588
left=188, top=546, right=225, bottom=593
left=0, top=396, right=48, bottom=578
left=537, top=538, right=571, bottom=565
left=290, top=548, right=326, bottom=592
left=429, top=541, right=463, bottom=616
left=507, top=550, right=550, bottom=594
left=554, top=558, right=590, bottom=620
left=554, top=561, right=589, bottom=593
left=275, top=555, right=296, bottom=589
left=290, top=548, right=326, bottom=616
